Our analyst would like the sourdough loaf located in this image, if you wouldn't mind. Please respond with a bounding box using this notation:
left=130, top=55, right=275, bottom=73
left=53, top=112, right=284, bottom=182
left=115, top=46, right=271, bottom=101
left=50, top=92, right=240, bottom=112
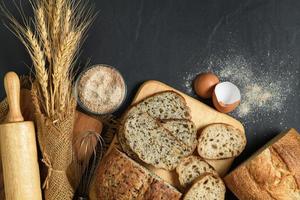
left=183, top=173, right=225, bottom=200
left=198, top=123, right=246, bottom=159
left=176, top=155, right=217, bottom=187
left=224, top=128, right=300, bottom=200
left=90, top=147, right=182, bottom=200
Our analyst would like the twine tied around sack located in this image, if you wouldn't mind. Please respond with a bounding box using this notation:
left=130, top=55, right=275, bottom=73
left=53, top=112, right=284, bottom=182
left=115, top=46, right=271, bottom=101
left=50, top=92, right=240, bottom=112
left=41, top=153, right=65, bottom=189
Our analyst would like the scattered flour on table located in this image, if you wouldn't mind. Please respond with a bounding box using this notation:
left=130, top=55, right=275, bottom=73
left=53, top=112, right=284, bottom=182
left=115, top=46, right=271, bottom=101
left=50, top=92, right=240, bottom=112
left=182, top=55, right=298, bottom=122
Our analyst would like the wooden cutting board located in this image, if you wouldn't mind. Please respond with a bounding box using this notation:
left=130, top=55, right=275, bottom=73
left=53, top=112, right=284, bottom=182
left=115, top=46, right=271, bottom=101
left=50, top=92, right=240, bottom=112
left=107, top=80, right=245, bottom=189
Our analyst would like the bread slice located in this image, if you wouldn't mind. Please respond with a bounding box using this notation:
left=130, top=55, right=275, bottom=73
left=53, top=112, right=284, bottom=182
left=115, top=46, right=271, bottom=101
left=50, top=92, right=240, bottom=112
left=123, top=111, right=194, bottom=170
left=125, top=91, right=191, bottom=121
left=119, top=118, right=197, bottom=161
left=91, top=147, right=182, bottom=200
left=161, top=119, right=197, bottom=152
left=183, top=173, right=226, bottom=200
left=197, top=123, right=246, bottom=159
left=176, top=156, right=217, bottom=187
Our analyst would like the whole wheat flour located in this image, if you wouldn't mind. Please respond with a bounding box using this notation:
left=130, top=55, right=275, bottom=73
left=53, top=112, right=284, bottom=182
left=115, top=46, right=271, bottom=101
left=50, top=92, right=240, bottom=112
left=77, top=65, right=126, bottom=114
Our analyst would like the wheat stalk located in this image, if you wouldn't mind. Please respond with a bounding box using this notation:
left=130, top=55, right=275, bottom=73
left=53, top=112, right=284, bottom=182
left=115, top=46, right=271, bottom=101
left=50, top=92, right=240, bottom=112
left=61, top=7, right=71, bottom=41
left=36, top=6, right=51, bottom=62
left=2, top=0, right=95, bottom=120
left=52, top=31, right=80, bottom=114
left=47, top=0, right=54, bottom=22
left=51, top=0, right=63, bottom=44
left=25, top=29, right=50, bottom=116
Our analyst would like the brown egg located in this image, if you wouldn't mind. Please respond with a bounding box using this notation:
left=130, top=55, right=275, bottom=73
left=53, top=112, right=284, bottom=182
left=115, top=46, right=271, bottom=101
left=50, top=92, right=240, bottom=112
left=193, top=72, right=220, bottom=98
left=212, top=82, right=241, bottom=113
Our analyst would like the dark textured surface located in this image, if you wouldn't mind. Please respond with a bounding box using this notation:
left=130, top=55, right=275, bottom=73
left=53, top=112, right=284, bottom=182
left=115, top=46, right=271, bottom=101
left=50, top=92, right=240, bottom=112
left=0, top=0, right=300, bottom=199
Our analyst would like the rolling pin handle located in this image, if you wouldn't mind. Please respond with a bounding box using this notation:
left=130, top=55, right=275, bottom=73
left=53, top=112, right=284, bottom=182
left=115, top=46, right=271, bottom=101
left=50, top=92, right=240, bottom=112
left=4, top=71, right=24, bottom=123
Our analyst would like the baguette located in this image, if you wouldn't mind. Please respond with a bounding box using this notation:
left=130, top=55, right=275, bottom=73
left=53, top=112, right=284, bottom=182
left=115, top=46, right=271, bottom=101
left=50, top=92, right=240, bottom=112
left=197, top=123, right=246, bottom=159
left=183, top=173, right=225, bottom=200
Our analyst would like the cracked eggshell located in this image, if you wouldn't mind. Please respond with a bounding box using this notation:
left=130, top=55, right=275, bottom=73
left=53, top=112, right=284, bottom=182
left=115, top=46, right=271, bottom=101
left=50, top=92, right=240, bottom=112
left=212, top=82, right=241, bottom=113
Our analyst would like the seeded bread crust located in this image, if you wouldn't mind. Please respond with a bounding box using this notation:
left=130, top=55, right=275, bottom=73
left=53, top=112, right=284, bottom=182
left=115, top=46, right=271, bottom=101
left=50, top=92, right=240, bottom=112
left=176, top=155, right=217, bottom=187
left=197, top=123, right=246, bottom=159
left=95, top=148, right=151, bottom=200
left=94, top=148, right=182, bottom=200
left=141, top=179, right=182, bottom=200
left=183, top=173, right=226, bottom=200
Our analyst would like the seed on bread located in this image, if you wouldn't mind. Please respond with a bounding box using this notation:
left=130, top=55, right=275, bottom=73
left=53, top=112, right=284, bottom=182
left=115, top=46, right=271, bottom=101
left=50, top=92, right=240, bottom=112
left=197, top=124, right=246, bottom=159
left=183, top=173, right=225, bottom=200
left=176, top=156, right=217, bottom=187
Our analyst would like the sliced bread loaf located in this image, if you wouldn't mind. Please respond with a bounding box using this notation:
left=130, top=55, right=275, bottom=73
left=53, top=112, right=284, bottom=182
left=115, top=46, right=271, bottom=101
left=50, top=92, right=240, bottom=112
left=123, top=111, right=194, bottom=170
left=197, top=123, right=246, bottom=159
left=93, top=148, right=152, bottom=199
left=91, top=147, right=182, bottom=200
left=183, top=173, right=226, bottom=200
left=119, top=118, right=197, bottom=160
left=176, top=156, right=217, bottom=187
left=125, top=91, right=191, bottom=121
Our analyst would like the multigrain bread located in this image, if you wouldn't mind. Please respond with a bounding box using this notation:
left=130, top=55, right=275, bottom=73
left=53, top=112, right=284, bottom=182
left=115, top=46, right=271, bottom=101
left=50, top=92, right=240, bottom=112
left=183, top=173, right=226, bottom=200
left=224, top=128, right=300, bottom=200
left=176, top=155, right=217, bottom=187
left=119, top=91, right=197, bottom=170
left=118, top=118, right=197, bottom=162
left=197, top=123, right=246, bottom=159
left=122, top=111, right=195, bottom=170
left=91, top=147, right=182, bottom=200
left=127, top=91, right=191, bottom=120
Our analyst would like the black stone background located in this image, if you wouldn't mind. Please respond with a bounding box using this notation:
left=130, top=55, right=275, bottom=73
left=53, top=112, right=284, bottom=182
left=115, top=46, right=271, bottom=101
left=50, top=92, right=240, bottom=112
left=0, top=0, right=299, bottom=199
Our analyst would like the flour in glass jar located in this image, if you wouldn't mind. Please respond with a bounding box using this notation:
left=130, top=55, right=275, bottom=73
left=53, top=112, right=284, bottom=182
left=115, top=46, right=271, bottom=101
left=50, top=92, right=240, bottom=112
left=77, top=65, right=126, bottom=114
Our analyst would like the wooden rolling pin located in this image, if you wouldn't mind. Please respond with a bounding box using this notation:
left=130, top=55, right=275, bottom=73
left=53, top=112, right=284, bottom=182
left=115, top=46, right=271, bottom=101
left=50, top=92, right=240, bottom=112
left=0, top=72, right=42, bottom=200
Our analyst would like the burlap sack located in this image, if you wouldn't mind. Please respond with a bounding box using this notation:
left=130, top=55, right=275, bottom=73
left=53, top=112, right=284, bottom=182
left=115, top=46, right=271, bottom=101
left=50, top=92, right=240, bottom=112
left=32, top=85, right=77, bottom=200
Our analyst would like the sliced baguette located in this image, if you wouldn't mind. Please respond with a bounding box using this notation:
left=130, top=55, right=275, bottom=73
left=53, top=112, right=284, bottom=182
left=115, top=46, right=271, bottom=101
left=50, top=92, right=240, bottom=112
left=183, top=173, right=226, bottom=200
left=197, top=123, right=246, bottom=159
left=176, top=156, right=217, bottom=187
left=123, top=111, right=193, bottom=170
